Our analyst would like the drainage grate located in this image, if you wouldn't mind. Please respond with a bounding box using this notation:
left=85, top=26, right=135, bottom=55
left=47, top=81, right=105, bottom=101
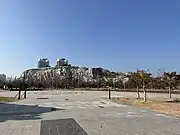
left=40, top=118, right=88, bottom=135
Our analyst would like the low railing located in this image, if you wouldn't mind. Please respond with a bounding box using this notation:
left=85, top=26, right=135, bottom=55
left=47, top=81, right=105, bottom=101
left=10, top=88, right=44, bottom=91
left=74, top=88, right=180, bottom=94
left=8, top=87, right=180, bottom=94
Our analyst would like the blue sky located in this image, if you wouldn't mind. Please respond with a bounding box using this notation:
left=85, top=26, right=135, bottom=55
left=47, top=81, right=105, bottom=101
left=0, top=0, right=179, bottom=76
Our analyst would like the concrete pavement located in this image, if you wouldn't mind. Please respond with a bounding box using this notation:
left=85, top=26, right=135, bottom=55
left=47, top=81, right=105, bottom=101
left=0, top=91, right=180, bottom=135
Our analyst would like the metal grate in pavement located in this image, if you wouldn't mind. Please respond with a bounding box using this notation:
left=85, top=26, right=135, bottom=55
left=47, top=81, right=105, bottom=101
left=40, top=118, right=88, bottom=135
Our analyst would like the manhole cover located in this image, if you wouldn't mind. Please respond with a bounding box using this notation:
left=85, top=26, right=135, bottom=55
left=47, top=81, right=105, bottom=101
left=40, top=118, right=88, bottom=135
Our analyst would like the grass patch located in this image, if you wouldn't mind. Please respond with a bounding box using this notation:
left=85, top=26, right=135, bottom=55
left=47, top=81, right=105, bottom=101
left=111, top=97, right=166, bottom=106
left=111, top=97, right=180, bottom=117
left=0, top=96, right=17, bottom=102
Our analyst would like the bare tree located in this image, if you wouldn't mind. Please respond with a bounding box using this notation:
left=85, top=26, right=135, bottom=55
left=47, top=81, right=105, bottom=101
left=124, top=72, right=141, bottom=99
left=137, top=70, right=152, bottom=102
left=163, top=72, right=180, bottom=99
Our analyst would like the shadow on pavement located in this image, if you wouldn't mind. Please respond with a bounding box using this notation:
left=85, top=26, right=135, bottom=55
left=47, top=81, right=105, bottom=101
left=0, top=102, right=65, bottom=122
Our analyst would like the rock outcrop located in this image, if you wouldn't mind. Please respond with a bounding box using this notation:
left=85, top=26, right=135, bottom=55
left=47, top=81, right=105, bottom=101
left=21, top=66, right=127, bottom=88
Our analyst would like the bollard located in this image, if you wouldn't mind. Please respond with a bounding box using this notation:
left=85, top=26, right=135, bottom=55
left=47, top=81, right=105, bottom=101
left=18, top=90, right=21, bottom=100
left=24, top=90, right=27, bottom=98
left=108, top=87, right=111, bottom=99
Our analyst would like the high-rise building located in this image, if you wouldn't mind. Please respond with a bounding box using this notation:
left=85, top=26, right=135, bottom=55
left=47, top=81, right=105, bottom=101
left=56, top=58, right=68, bottom=67
left=0, top=74, right=6, bottom=83
left=37, top=58, right=50, bottom=68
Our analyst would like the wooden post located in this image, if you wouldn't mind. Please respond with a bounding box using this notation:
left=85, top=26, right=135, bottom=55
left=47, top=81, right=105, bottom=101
left=18, top=90, right=21, bottom=100
left=108, top=87, right=111, bottom=99
left=23, top=72, right=27, bottom=99
left=24, top=90, right=26, bottom=98
left=24, top=84, right=27, bottom=99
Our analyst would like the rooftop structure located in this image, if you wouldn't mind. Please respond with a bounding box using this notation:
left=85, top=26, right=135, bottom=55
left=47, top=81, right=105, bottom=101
left=37, top=58, right=50, bottom=68
left=56, top=58, right=69, bottom=67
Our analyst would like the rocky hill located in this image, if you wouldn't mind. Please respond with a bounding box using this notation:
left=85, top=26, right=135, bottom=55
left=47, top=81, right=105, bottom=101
left=21, top=66, right=127, bottom=88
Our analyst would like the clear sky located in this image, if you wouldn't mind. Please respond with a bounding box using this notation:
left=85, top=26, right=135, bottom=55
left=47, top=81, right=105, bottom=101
left=0, top=0, right=179, bottom=77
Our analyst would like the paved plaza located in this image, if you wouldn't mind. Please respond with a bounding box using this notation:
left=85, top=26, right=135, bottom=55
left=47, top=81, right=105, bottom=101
left=0, top=90, right=180, bottom=135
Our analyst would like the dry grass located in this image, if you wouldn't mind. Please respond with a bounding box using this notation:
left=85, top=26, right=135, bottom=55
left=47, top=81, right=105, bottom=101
left=112, top=97, right=180, bottom=117
left=0, top=96, right=16, bottom=102
left=111, top=97, right=160, bottom=105
left=142, top=103, right=180, bottom=117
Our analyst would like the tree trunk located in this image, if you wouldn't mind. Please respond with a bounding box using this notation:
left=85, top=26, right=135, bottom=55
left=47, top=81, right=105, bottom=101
left=143, top=88, right=147, bottom=102
left=123, top=83, right=126, bottom=90
left=143, top=84, right=146, bottom=102
left=151, top=81, right=153, bottom=90
left=137, top=86, right=140, bottom=99
left=169, top=86, right=172, bottom=99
